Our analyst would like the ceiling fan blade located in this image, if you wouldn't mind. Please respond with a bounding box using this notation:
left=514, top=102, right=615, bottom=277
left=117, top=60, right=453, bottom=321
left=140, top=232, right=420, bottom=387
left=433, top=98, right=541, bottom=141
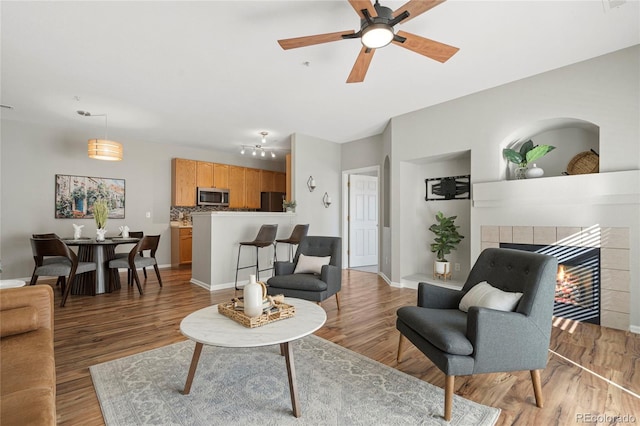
left=347, top=46, right=375, bottom=83
left=278, top=30, right=356, bottom=50
left=348, top=0, right=377, bottom=19
left=392, top=30, right=459, bottom=63
left=393, top=0, right=446, bottom=23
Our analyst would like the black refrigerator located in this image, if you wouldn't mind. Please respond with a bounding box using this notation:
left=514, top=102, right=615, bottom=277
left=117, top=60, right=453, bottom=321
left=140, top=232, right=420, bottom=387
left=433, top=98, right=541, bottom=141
left=260, top=192, right=285, bottom=212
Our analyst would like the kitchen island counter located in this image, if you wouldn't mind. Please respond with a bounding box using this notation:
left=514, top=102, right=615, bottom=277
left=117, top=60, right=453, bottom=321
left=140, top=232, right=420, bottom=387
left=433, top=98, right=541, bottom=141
left=190, top=212, right=296, bottom=291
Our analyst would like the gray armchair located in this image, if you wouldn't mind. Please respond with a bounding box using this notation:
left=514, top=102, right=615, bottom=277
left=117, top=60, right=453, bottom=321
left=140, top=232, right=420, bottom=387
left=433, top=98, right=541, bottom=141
left=266, top=236, right=342, bottom=309
left=396, top=248, right=557, bottom=421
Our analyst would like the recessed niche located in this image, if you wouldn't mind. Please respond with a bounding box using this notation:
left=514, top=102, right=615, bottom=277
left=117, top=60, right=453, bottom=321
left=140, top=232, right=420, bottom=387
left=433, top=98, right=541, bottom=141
left=503, top=118, right=599, bottom=180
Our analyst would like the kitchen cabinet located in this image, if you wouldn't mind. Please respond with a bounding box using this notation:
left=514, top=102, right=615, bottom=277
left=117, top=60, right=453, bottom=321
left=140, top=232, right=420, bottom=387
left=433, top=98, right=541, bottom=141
left=196, top=161, right=213, bottom=188
left=172, top=158, right=197, bottom=206
left=172, top=157, right=287, bottom=209
left=228, top=166, right=246, bottom=208
left=285, top=154, right=292, bottom=201
left=171, top=226, right=192, bottom=266
left=275, top=172, right=286, bottom=193
left=213, top=163, right=229, bottom=189
left=260, top=170, right=276, bottom=192
left=245, top=168, right=261, bottom=209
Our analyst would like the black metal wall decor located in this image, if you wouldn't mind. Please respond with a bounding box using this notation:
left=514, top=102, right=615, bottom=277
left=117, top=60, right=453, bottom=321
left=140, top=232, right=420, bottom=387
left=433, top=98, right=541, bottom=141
left=425, top=175, right=470, bottom=201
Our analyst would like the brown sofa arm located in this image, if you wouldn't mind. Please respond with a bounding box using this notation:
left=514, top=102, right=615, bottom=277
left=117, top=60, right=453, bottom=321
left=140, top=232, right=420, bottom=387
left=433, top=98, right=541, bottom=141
left=0, top=285, right=53, bottom=331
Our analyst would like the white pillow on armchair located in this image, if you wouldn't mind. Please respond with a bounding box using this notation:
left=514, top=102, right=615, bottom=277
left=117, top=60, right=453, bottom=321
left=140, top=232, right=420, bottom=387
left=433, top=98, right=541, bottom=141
left=293, top=254, right=331, bottom=275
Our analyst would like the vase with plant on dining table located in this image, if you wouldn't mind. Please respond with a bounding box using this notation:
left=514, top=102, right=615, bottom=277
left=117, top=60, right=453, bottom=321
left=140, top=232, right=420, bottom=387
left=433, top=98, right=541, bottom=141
left=93, top=198, right=109, bottom=241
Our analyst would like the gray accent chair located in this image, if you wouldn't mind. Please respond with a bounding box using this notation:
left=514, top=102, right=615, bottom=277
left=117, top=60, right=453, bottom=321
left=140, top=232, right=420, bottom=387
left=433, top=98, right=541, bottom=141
left=267, top=236, right=342, bottom=309
left=396, top=248, right=558, bottom=421
left=30, top=237, right=97, bottom=307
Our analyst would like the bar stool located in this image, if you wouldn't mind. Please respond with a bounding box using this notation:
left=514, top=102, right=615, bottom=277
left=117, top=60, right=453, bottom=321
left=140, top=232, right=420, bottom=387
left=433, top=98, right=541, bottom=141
left=234, top=224, right=278, bottom=290
left=275, top=224, right=309, bottom=261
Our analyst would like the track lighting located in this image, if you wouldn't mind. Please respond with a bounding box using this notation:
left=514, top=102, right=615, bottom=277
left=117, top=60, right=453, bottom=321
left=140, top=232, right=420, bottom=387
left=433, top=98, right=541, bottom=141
left=239, top=131, right=277, bottom=159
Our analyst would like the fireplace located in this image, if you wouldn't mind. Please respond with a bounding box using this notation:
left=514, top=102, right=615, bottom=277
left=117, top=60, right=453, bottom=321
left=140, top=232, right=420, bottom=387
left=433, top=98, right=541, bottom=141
left=500, top=243, right=600, bottom=325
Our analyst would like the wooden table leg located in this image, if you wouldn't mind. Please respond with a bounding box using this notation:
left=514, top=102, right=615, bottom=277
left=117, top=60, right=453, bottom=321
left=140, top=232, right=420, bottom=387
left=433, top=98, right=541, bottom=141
left=282, top=341, right=301, bottom=417
left=182, top=342, right=204, bottom=395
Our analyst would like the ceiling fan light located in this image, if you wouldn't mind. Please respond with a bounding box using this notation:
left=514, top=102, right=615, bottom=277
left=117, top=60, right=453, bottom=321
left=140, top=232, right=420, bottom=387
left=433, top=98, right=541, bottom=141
left=271, top=151, right=276, bottom=158
left=261, top=150, right=266, bottom=157
left=252, top=149, right=256, bottom=156
left=361, top=24, right=394, bottom=49
left=240, top=147, right=245, bottom=155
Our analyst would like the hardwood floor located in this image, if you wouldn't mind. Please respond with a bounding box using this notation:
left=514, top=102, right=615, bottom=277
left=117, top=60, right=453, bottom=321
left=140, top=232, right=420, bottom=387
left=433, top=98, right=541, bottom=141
left=49, top=268, right=639, bottom=425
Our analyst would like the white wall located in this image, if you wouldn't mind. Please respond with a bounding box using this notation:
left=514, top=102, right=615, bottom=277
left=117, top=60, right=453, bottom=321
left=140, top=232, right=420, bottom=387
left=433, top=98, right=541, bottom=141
left=291, top=133, right=341, bottom=237
left=0, top=120, right=285, bottom=279
left=341, top=134, right=383, bottom=171
left=406, top=156, right=472, bottom=279
left=388, top=45, right=640, bottom=328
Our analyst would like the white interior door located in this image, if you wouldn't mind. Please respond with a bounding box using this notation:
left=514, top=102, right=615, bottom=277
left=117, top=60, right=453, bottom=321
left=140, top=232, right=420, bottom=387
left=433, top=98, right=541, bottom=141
left=349, top=174, right=378, bottom=267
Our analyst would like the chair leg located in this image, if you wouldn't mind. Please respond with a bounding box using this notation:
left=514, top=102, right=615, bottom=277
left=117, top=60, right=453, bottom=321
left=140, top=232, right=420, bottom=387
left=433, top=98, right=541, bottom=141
left=30, top=275, right=38, bottom=286
left=255, top=246, right=260, bottom=280
left=530, top=369, right=544, bottom=408
left=61, top=272, right=76, bottom=307
left=334, top=291, right=341, bottom=310
left=153, top=264, right=163, bottom=287
left=234, top=245, right=242, bottom=290
left=444, top=375, right=454, bottom=421
left=142, top=266, right=147, bottom=279
left=397, top=334, right=406, bottom=363
left=59, top=277, right=66, bottom=296
left=132, top=268, right=144, bottom=295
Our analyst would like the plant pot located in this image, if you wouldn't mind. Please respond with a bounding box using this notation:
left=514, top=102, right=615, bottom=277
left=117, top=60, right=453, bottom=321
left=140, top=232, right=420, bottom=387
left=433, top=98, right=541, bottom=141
left=514, top=166, right=528, bottom=180
left=435, top=261, right=450, bottom=275
left=96, top=228, right=107, bottom=242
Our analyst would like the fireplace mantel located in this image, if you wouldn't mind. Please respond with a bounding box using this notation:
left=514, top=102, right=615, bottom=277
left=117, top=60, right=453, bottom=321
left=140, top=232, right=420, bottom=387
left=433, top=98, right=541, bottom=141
left=472, top=170, right=639, bottom=208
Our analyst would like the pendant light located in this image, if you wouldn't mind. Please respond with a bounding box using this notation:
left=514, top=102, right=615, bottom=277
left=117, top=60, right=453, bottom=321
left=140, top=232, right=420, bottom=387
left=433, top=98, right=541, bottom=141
left=78, top=110, right=123, bottom=161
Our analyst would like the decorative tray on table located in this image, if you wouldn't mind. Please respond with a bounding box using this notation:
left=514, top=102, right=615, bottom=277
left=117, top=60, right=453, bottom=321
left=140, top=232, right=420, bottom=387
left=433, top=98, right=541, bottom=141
left=218, top=296, right=295, bottom=328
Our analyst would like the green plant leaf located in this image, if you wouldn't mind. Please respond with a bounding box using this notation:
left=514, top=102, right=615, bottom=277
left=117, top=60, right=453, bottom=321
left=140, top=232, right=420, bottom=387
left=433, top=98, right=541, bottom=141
left=502, top=149, right=522, bottom=165
left=519, top=140, right=534, bottom=157
left=525, top=145, right=556, bottom=163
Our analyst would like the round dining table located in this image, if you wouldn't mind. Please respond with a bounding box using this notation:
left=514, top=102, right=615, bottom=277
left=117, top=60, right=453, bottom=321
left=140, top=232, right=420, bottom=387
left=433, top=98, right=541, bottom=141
left=62, top=237, right=140, bottom=295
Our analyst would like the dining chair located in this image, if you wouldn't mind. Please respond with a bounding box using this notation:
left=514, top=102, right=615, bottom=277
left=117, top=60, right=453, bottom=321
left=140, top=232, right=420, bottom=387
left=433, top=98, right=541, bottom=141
left=30, top=237, right=97, bottom=307
left=31, top=233, right=70, bottom=292
left=113, top=231, right=145, bottom=285
left=108, top=235, right=163, bottom=295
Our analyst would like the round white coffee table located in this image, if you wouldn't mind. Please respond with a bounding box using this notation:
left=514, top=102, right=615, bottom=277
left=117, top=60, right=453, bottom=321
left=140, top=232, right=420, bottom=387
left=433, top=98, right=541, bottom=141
left=180, top=297, right=326, bottom=418
left=0, top=279, right=26, bottom=289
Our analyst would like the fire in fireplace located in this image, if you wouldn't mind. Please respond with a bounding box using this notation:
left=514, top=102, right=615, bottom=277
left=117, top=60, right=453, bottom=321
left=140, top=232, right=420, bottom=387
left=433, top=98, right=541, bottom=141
left=500, top=243, right=600, bottom=325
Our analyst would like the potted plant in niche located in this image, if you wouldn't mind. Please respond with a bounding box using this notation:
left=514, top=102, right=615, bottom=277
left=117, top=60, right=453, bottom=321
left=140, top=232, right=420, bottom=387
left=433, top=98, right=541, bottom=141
left=283, top=200, right=296, bottom=212
left=93, top=198, right=109, bottom=241
left=503, top=140, right=555, bottom=179
left=429, top=211, right=464, bottom=280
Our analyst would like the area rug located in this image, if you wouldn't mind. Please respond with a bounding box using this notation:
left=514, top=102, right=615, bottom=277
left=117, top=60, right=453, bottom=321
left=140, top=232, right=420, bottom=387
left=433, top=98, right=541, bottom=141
left=90, top=335, right=500, bottom=425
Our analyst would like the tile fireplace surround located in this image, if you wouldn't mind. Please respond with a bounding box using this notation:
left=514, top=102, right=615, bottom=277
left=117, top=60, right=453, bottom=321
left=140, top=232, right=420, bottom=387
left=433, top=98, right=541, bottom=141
left=481, top=225, right=630, bottom=331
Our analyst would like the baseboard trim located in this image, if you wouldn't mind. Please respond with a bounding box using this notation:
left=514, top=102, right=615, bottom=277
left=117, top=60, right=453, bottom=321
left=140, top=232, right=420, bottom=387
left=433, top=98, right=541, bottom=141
left=630, top=325, right=640, bottom=334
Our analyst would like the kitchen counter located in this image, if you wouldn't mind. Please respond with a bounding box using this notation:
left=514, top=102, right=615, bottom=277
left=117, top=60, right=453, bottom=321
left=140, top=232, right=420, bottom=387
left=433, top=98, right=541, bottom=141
left=190, top=212, right=297, bottom=291
left=170, top=221, right=193, bottom=228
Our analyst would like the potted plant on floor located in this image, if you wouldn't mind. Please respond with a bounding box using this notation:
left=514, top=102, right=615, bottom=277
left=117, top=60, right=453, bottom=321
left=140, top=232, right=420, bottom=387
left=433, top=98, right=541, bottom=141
left=429, top=211, right=464, bottom=280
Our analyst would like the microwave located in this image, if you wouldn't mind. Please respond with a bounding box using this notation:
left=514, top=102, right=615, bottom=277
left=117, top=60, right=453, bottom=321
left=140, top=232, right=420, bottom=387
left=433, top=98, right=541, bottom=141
left=197, top=187, right=229, bottom=206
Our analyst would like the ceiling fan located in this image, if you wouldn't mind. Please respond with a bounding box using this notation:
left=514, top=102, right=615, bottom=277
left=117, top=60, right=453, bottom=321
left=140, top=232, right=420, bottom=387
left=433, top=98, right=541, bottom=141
left=277, top=0, right=460, bottom=83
